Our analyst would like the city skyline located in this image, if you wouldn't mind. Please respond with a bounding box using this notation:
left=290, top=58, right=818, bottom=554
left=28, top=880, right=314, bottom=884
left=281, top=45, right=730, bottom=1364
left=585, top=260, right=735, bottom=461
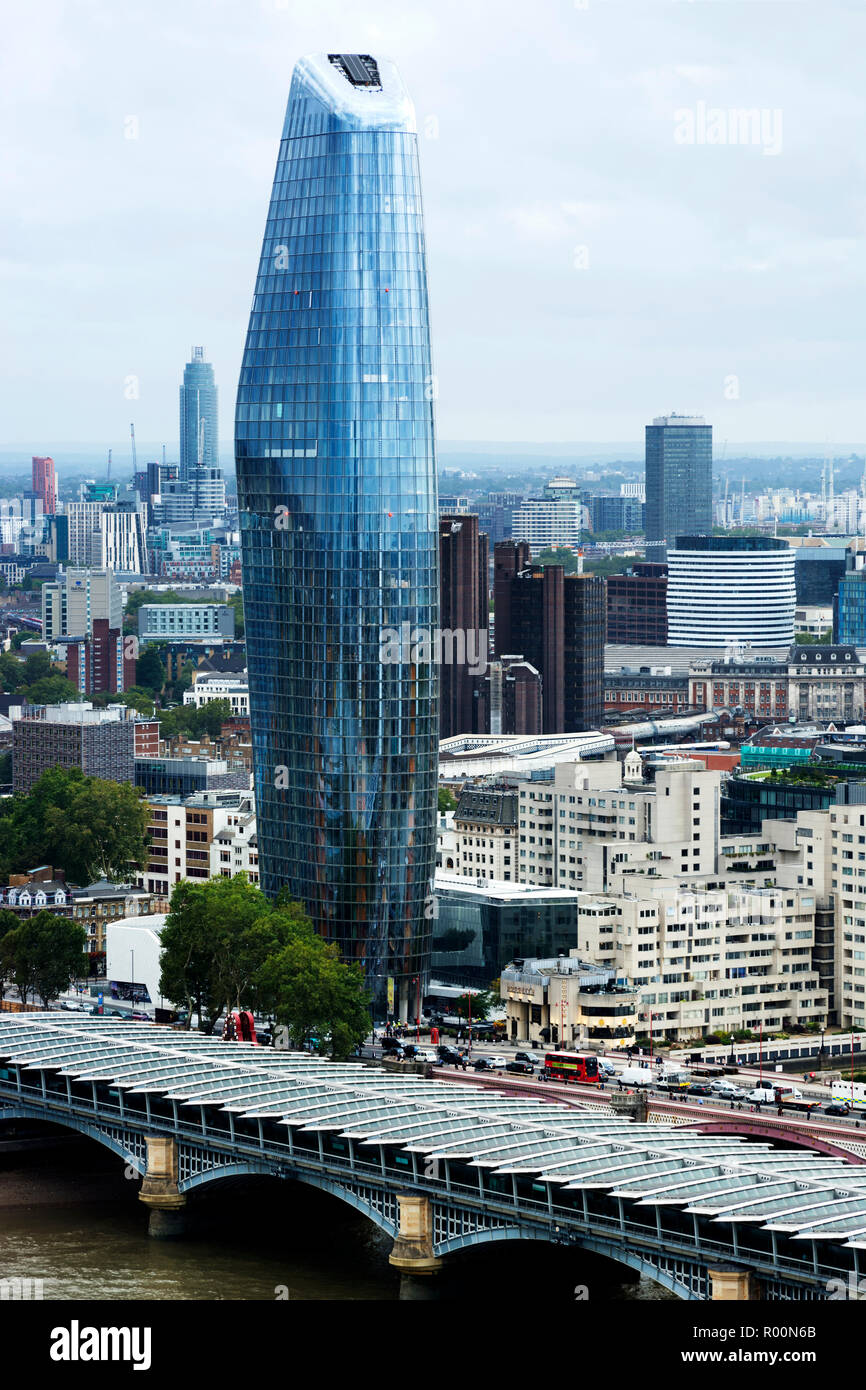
left=4, top=1, right=866, bottom=448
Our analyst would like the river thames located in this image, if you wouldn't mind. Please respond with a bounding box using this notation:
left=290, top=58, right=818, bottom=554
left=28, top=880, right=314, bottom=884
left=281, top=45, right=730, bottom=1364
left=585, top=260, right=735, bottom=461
left=0, top=1139, right=675, bottom=1301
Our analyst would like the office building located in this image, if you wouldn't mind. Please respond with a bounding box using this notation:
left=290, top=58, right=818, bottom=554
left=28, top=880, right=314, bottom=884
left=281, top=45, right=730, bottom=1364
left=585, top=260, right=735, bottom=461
left=644, top=414, right=712, bottom=561
left=235, top=53, right=439, bottom=1015
left=588, top=494, right=644, bottom=534
left=605, top=562, right=667, bottom=645
left=494, top=552, right=605, bottom=732
left=11, top=702, right=137, bottom=793
left=834, top=550, right=866, bottom=644
left=179, top=346, right=219, bottom=480
left=795, top=545, right=847, bottom=606
left=438, top=514, right=488, bottom=740
left=182, top=671, right=249, bottom=715
left=500, top=956, right=637, bottom=1048
left=431, top=873, right=585, bottom=986
left=42, top=568, right=122, bottom=641
left=138, top=603, right=235, bottom=643
left=511, top=478, right=582, bottom=553
left=32, top=456, right=56, bottom=515
left=667, top=536, right=795, bottom=647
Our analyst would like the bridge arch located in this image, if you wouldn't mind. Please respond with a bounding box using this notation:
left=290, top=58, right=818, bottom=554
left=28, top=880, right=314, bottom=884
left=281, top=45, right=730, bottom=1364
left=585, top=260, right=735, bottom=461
left=431, top=1224, right=704, bottom=1299
left=182, top=1164, right=400, bottom=1238
left=0, top=1102, right=146, bottom=1175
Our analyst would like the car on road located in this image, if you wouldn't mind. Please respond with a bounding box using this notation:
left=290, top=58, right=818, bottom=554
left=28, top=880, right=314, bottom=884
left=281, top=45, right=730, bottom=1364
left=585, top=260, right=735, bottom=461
left=436, top=1046, right=464, bottom=1064
left=709, top=1079, right=742, bottom=1097
left=473, top=1055, right=508, bottom=1071
left=685, top=1082, right=714, bottom=1096
left=505, top=1060, right=534, bottom=1074
left=514, top=1051, right=538, bottom=1068
left=824, top=1102, right=851, bottom=1117
left=598, top=1060, right=616, bottom=1078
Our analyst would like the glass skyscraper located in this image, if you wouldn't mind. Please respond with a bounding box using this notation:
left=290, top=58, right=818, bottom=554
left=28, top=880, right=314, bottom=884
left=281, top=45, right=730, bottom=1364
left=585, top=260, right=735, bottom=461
left=180, top=346, right=219, bottom=479
left=235, top=53, right=439, bottom=1016
left=645, top=413, right=712, bottom=561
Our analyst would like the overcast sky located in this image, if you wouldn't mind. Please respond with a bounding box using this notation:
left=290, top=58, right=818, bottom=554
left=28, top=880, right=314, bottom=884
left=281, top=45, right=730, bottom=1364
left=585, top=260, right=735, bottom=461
left=3, top=0, right=865, bottom=458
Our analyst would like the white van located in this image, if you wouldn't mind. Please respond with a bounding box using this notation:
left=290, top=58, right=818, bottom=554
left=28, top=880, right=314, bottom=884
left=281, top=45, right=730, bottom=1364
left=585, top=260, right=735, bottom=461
left=616, top=1066, right=653, bottom=1089
left=747, top=1080, right=802, bottom=1104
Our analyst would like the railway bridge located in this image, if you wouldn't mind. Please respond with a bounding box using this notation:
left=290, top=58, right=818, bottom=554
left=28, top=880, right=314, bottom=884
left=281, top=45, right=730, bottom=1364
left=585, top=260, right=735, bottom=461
left=2, top=1015, right=866, bottom=1302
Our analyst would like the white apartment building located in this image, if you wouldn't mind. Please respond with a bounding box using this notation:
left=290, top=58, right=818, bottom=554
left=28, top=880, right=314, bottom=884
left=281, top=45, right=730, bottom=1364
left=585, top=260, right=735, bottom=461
left=517, top=751, right=720, bottom=892
left=829, top=798, right=866, bottom=1032
left=577, top=876, right=827, bottom=1040
left=183, top=671, right=249, bottom=715
left=511, top=496, right=581, bottom=552
left=67, top=502, right=147, bottom=572
left=136, top=789, right=258, bottom=895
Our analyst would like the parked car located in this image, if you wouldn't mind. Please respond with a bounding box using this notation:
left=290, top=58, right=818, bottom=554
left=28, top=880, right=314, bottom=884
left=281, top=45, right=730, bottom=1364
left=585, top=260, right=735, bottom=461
left=506, top=1060, right=534, bottom=1074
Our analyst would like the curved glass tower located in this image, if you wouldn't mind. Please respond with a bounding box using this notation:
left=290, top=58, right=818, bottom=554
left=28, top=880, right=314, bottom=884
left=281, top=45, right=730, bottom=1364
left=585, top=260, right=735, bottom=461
left=235, top=54, right=439, bottom=1015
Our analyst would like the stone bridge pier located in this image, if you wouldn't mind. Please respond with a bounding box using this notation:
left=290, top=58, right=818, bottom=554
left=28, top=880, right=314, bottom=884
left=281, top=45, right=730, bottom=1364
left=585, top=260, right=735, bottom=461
left=389, top=1194, right=443, bottom=1276
left=138, top=1136, right=187, bottom=1239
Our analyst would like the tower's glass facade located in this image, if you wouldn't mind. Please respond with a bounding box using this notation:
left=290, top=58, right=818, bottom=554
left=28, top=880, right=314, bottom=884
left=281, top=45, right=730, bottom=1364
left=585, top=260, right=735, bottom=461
left=180, top=346, right=219, bottom=479
left=235, top=54, right=439, bottom=1012
left=645, top=413, right=712, bottom=561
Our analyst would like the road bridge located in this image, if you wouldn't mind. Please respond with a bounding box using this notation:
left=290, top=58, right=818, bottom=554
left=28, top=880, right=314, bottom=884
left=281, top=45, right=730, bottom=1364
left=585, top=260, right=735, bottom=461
left=2, top=1015, right=866, bottom=1300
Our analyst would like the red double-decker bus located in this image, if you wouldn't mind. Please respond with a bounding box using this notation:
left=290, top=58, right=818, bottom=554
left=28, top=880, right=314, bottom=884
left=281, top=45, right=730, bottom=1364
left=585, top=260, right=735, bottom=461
left=540, top=1052, right=600, bottom=1085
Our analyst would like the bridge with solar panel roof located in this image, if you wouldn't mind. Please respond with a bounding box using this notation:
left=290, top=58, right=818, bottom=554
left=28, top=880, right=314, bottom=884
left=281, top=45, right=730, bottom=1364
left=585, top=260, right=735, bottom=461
left=1, top=1013, right=865, bottom=1299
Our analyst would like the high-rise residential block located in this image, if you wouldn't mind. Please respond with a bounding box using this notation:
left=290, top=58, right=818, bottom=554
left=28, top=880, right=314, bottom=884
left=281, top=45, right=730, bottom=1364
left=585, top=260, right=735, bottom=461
left=645, top=413, right=712, bottom=561
left=179, top=346, right=219, bottom=480
left=32, top=456, right=56, bottom=515
left=235, top=54, right=438, bottom=1015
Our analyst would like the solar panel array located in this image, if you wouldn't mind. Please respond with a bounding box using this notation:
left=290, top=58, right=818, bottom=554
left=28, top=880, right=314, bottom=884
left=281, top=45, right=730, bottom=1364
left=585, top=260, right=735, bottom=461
left=1, top=1015, right=865, bottom=1246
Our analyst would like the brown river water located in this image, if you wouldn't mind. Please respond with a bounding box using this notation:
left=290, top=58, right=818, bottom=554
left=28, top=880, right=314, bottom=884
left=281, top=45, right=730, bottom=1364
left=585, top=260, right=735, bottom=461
left=0, top=1137, right=675, bottom=1302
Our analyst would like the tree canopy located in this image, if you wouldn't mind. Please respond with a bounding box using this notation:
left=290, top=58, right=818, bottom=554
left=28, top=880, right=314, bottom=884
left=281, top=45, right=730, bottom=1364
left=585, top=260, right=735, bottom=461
left=0, top=912, right=87, bottom=1007
left=158, top=699, right=234, bottom=742
left=158, top=875, right=370, bottom=1055
left=0, top=767, right=150, bottom=885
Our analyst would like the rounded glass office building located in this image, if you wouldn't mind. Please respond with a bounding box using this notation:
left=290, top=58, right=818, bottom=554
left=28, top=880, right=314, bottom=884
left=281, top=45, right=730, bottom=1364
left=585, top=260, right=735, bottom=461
left=667, top=535, right=795, bottom=648
left=235, top=54, right=439, bottom=1015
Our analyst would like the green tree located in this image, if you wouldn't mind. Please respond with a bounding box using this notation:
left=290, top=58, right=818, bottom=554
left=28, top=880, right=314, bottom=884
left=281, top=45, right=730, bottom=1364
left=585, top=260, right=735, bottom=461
left=0, top=767, right=150, bottom=885
left=136, top=645, right=167, bottom=695
left=453, top=988, right=496, bottom=1022
left=255, top=932, right=370, bottom=1058
left=23, top=675, right=81, bottom=705
left=0, top=908, right=22, bottom=999
left=1, top=913, right=86, bottom=1007
left=228, top=593, right=245, bottom=638
left=536, top=547, right=580, bottom=573
left=438, top=786, right=457, bottom=814
left=158, top=875, right=277, bottom=1033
